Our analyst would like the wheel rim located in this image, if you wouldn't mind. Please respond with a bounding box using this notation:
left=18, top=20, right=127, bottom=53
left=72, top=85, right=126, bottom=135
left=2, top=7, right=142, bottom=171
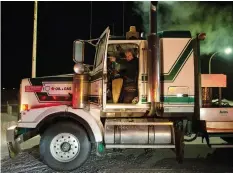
left=50, top=133, right=80, bottom=162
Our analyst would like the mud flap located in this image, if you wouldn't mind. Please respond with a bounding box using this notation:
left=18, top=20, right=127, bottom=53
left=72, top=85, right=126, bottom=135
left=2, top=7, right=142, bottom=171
left=96, top=142, right=105, bottom=157
left=174, top=128, right=184, bottom=164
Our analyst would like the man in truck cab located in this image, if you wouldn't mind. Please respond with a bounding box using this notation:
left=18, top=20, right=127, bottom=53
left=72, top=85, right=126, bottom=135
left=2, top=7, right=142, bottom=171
left=109, top=49, right=139, bottom=103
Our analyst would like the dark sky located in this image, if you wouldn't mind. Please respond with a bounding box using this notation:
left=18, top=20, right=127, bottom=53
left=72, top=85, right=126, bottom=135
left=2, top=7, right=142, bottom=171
left=2, top=1, right=141, bottom=88
left=1, top=1, right=233, bottom=99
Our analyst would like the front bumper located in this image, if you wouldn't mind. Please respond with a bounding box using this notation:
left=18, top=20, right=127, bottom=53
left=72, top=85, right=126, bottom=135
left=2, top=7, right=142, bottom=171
left=6, top=125, right=21, bottom=158
left=6, top=125, right=37, bottom=158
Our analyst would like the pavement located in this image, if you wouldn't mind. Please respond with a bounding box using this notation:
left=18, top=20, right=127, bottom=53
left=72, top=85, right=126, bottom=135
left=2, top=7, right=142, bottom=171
left=1, top=113, right=233, bottom=173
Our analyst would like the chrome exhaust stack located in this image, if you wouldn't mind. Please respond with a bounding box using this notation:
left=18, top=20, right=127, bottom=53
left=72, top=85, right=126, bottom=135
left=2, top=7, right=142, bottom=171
left=148, top=1, right=161, bottom=116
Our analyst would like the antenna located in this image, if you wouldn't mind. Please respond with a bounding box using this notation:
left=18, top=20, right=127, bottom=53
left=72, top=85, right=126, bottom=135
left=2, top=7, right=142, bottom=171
left=90, top=1, right=92, bottom=39
left=122, top=2, right=125, bottom=36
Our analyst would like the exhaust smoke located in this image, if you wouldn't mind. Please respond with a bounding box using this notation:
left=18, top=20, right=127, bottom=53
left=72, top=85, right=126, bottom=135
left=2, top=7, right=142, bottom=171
left=133, top=1, right=233, bottom=54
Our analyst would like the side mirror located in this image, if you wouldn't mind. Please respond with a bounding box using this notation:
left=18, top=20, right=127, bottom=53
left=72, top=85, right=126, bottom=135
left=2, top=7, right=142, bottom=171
left=73, top=40, right=84, bottom=63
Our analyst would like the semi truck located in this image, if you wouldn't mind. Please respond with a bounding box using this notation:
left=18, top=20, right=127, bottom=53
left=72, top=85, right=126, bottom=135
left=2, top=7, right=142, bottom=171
left=6, top=2, right=233, bottom=171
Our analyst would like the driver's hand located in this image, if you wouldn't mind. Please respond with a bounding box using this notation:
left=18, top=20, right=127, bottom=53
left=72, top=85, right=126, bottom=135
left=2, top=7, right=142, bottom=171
left=110, top=56, right=116, bottom=62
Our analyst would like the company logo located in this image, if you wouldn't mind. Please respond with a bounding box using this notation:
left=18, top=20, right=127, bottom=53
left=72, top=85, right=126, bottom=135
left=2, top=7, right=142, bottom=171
left=50, top=86, right=72, bottom=91
left=42, top=83, right=72, bottom=96
left=25, top=82, right=73, bottom=96
left=219, top=110, right=228, bottom=115
left=45, top=86, right=50, bottom=91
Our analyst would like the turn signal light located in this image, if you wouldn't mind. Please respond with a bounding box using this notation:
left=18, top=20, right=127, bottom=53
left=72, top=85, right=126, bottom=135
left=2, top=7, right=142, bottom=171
left=21, top=104, right=29, bottom=111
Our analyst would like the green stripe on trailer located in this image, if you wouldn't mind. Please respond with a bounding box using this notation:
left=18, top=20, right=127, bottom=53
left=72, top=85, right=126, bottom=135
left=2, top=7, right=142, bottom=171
left=141, top=39, right=193, bottom=83
left=141, top=96, right=194, bottom=104
left=164, top=96, right=194, bottom=103
left=161, top=39, right=193, bottom=82
left=141, top=98, right=147, bottom=103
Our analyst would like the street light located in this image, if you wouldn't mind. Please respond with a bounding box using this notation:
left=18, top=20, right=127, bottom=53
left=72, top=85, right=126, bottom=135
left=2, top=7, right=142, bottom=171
left=225, top=47, right=232, bottom=55
left=208, top=47, right=232, bottom=106
left=208, top=47, right=232, bottom=74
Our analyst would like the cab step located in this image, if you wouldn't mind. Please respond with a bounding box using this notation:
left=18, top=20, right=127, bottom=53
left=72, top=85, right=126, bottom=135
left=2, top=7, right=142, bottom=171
left=105, top=144, right=175, bottom=149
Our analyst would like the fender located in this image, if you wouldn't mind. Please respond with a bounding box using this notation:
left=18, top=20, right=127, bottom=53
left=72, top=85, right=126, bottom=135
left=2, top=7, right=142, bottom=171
left=18, top=105, right=104, bottom=142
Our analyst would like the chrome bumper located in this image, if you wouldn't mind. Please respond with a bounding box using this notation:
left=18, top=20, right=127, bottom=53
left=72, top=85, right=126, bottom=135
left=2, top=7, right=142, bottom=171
left=6, top=125, right=21, bottom=158
left=6, top=125, right=38, bottom=158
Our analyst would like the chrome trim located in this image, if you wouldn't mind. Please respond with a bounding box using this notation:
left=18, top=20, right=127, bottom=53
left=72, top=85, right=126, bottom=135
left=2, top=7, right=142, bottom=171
left=200, top=108, right=233, bottom=121
left=104, top=119, right=174, bottom=145
left=105, top=144, right=175, bottom=149
left=206, top=122, right=233, bottom=133
left=105, top=104, right=150, bottom=109
left=164, top=106, right=194, bottom=113
left=6, top=125, right=17, bottom=142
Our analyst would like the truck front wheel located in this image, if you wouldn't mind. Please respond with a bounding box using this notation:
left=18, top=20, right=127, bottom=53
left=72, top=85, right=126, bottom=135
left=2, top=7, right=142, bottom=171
left=40, top=122, right=91, bottom=171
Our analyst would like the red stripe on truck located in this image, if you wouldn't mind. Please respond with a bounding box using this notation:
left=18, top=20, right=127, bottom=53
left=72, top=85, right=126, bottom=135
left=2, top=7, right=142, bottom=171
left=30, top=103, right=71, bottom=109
left=25, top=86, right=43, bottom=92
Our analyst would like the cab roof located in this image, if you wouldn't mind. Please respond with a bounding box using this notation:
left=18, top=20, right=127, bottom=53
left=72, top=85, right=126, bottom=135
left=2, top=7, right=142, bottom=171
left=109, top=30, right=191, bottom=40
left=157, top=30, right=192, bottom=38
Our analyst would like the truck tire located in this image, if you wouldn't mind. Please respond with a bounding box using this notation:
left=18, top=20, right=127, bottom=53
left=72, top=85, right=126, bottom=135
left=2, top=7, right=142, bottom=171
left=221, top=137, right=233, bottom=144
left=40, top=122, right=91, bottom=171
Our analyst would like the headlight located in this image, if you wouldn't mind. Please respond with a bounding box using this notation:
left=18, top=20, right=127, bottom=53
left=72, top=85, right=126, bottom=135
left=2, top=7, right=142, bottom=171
left=73, top=63, right=85, bottom=74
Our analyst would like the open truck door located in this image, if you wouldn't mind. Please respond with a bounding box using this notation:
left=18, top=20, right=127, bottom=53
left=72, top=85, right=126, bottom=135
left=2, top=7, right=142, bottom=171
left=89, top=27, right=110, bottom=107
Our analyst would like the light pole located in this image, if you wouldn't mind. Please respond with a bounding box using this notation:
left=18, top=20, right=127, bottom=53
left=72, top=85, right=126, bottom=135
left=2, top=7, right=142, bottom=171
left=208, top=47, right=232, bottom=106
left=32, top=0, right=38, bottom=78
left=208, top=47, right=232, bottom=74
left=208, top=52, right=218, bottom=74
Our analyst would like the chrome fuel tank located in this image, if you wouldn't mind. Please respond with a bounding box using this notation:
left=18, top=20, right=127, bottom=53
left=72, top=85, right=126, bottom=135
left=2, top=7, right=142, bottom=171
left=104, top=118, right=174, bottom=145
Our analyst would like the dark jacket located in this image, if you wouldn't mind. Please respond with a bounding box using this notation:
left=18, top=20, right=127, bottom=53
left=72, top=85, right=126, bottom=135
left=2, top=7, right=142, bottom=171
left=117, top=57, right=139, bottom=82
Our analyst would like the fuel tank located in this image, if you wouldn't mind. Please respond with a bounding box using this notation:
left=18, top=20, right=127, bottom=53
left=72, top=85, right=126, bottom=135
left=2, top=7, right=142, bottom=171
left=104, top=118, right=174, bottom=146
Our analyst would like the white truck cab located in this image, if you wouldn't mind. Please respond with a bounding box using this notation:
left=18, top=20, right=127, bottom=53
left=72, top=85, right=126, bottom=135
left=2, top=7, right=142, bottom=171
left=6, top=2, right=233, bottom=171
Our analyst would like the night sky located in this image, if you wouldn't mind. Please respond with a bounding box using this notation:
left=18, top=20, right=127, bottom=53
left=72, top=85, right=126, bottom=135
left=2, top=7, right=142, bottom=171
left=2, top=1, right=233, bottom=99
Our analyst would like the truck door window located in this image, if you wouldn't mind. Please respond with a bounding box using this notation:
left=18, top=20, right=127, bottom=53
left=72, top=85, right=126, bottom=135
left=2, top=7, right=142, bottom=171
left=95, top=34, right=108, bottom=68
